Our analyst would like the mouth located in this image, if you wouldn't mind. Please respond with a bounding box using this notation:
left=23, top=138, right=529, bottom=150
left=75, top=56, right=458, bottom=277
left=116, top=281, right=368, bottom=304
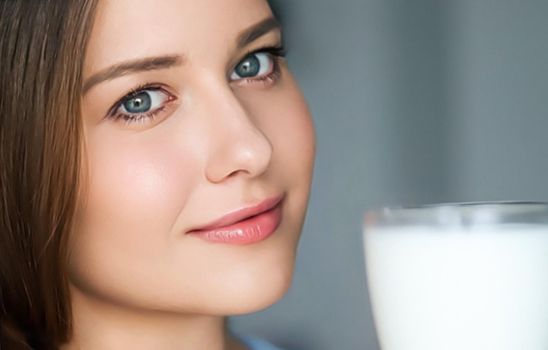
left=186, top=194, right=285, bottom=245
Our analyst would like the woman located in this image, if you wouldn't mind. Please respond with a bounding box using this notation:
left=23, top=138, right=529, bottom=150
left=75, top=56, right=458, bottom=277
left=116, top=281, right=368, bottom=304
left=0, top=0, right=315, bottom=349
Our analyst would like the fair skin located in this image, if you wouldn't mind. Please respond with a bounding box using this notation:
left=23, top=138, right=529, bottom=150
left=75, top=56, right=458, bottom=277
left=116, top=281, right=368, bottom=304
left=65, top=0, right=315, bottom=349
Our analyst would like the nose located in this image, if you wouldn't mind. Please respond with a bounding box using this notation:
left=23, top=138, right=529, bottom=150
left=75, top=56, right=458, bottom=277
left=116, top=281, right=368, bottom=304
left=203, top=84, right=273, bottom=183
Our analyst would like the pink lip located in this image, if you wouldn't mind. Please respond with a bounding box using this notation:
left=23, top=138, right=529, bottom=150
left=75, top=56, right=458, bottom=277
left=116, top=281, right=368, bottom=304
left=186, top=194, right=285, bottom=245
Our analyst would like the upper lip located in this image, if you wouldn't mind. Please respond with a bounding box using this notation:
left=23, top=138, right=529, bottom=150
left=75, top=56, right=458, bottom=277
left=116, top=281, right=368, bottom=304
left=186, top=194, right=285, bottom=233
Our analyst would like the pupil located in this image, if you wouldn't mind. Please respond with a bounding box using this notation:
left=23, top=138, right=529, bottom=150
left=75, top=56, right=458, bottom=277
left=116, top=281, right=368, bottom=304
left=237, top=55, right=260, bottom=78
left=124, top=92, right=152, bottom=113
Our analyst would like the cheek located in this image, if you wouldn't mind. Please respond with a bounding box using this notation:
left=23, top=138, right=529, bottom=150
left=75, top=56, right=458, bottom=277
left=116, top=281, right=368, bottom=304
left=274, top=90, right=316, bottom=180
left=71, top=131, right=196, bottom=292
left=242, top=76, right=316, bottom=187
left=85, top=136, right=192, bottom=233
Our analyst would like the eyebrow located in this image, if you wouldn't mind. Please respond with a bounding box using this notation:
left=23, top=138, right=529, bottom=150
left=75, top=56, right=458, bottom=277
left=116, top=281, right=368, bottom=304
left=236, top=17, right=281, bottom=49
left=82, top=55, right=182, bottom=94
left=82, top=17, right=281, bottom=94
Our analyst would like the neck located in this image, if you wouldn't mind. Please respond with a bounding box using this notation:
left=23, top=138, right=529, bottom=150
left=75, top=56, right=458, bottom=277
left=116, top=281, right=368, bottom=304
left=63, top=287, right=247, bottom=350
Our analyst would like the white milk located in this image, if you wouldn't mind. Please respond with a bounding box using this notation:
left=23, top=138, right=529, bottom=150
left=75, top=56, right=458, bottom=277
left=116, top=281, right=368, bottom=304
left=364, top=224, right=548, bottom=350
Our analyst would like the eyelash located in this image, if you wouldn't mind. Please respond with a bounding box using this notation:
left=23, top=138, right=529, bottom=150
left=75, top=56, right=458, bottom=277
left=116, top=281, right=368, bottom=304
left=234, top=45, right=287, bottom=86
left=106, top=85, right=172, bottom=125
left=106, top=45, right=287, bottom=126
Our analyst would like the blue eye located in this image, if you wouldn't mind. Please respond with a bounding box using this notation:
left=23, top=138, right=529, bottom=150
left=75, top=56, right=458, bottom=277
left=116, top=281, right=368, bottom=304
left=119, top=89, right=169, bottom=115
left=107, top=86, right=175, bottom=125
left=230, top=52, right=274, bottom=81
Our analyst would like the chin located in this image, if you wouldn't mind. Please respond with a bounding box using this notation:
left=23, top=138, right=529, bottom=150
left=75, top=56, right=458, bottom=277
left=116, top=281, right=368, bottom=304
left=225, top=274, right=294, bottom=316
left=213, top=249, right=297, bottom=316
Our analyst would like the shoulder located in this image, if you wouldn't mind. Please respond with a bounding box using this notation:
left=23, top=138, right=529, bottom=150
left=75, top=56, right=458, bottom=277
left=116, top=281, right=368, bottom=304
left=237, top=335, right=287, bottom=350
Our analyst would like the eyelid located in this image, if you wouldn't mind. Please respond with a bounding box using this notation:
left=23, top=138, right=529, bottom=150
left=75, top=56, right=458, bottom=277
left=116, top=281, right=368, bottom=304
left=229, top=45, right=286, bottom=75
left=244, top=44, right=287, bottom=58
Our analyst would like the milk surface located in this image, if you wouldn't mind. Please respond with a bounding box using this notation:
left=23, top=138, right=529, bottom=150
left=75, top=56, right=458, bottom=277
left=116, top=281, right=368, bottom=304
left=364, top=224, right=548, bottom=350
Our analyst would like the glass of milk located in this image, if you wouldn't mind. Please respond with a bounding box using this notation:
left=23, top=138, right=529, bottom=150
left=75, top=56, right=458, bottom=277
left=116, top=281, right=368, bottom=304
left=363, top=202, right=548, bottom=350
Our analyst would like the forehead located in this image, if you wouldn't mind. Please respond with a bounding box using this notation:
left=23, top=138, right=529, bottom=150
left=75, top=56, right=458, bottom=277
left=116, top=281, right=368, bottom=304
left=84, top=0, right=273, bottom=76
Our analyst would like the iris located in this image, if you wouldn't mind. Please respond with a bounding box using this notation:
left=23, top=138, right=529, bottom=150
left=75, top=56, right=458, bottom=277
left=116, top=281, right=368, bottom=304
left=123, top=92, right=152, bottom=113
left=235, top=55, right=260, bottom=78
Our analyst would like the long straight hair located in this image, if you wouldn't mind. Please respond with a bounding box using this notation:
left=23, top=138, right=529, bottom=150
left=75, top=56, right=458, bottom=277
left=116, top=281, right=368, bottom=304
left=0, top=1, right=97, bottom=348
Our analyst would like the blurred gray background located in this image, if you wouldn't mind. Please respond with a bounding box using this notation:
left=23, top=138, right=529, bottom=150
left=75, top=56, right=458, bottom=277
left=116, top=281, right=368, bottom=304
left=231, top=0, right=548, bottom=349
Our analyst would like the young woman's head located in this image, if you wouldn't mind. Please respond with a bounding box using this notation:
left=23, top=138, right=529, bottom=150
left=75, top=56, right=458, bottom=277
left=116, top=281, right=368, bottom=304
left=1, top=0, right=315, bottom=348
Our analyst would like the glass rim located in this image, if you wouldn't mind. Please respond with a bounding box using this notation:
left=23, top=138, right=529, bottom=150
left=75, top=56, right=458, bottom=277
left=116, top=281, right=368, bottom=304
left=364, top=201, right=548, bottom=228
left=375, top=200, right=548, bottom=211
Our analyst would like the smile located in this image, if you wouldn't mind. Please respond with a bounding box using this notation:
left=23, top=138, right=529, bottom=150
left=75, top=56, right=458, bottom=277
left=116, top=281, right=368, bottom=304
left=186, top=194, right=285, bottom=245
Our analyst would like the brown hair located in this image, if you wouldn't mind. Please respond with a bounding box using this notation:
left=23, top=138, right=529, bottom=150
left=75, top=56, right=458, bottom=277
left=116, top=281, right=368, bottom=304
left=0, top=0, right=97, bottom=348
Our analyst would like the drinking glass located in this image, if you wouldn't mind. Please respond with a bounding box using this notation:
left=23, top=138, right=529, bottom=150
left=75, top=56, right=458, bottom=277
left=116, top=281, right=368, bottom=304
left=363, top=202, right=548, bottom=350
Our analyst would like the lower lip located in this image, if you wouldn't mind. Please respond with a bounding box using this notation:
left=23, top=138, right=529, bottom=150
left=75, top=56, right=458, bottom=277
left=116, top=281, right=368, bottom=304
left=187, top=204, right=283, bottom=245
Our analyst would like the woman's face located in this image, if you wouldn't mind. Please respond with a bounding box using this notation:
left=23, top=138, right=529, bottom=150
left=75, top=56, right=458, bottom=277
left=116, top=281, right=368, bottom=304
left=71, top=0, right=315, bottom=315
